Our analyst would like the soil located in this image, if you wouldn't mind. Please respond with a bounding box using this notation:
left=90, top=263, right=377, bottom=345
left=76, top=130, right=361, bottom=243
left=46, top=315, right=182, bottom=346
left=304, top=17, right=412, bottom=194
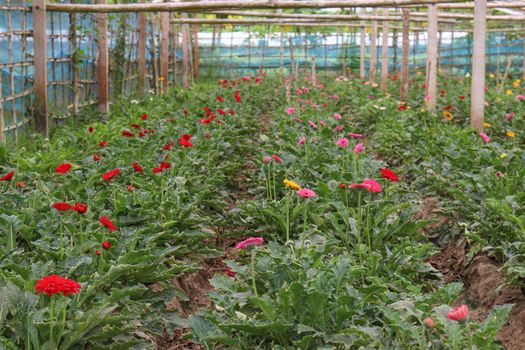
left=430, top=238, right=525, bottom=350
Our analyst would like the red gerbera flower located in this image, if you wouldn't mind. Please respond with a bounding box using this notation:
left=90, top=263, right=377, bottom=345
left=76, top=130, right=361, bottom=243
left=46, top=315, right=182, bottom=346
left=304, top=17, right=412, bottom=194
left=459, top=95, right=465, bottom=100
left=99, top=141, right=108, bottom=147
left=216, top=96, right=224, bottom=103
left=0, top=171, right=15, bottom=181
left=102, top=241, right=111, bottom=249
left=101, top=168, right=120, bottom=181
left=271, top=155, right=282, bottom=163
left=34, top=275, right=81, bottom=297
left=51, top=202, right=72, bottom=211
left=55, top=163, right=72, bottom=174
left=121, top=130, right=135, bottom=137
left=398, top=105, right=408, bottom=111
left=339, top=183, right=347, bottom=189
left=132, top=162, right=143, bottom=173
left=93, top=154, right=101, bottom=161
left=87, top=126, right=94, bottom=133
left=226, top=268, right=236, bottom=277
left=229, top=109, right=235, bottom=115
left=130, top=123, right=141, bottom=129
left=140, top=113, right=149, bottom=120
left=16, top=181, right=25, bottom=187
left=217, top=108, right=226, bottom=115
left=99, top=216, right=118, bottom=231
left=179, top=134, right=193, bottom=147
left=444, top=105, right=453, bottom=111
left=162, top=142, right=174, bottom=151
left=380, top=168, right=399, bottom=182
left=72, top=202, right=88, bottom=214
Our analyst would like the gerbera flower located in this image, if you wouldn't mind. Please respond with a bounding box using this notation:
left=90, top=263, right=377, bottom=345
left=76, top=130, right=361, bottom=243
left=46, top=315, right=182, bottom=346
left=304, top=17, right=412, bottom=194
left=132, top=162, right=143, bottom=173
left=350, top=179, right=382, bottom=193
left=442, top=111, right=453, bottom=121
left=178, top=134, right=193, bottom=147
left=447, top=304, right=469, bottom=321
left=0, top=171, right=15, bottom=181
left=296, top=188, right=316, bottom=198
left=34, top=275, right=81, bottom=297
left=101, top=168, right=120, bottom=181
left=51, top=202, right=72, bottom=211
left=337, top=138, right=349, bottom=148
left=283, top=179, right=301, bottom=190
left=55, top=163, right=72, bottom=174
left=99, top=216, right=118, bottom=231
left=72, top=202, right=88, bottom=214
left=380, top=168, right=399, bottom=182
left=235, top=237, right=264, bottom=250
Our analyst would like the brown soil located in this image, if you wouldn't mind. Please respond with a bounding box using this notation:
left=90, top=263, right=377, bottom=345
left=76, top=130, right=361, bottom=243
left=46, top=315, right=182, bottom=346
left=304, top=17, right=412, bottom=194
left=430, top=238, right=525, bottom=350
left=155, top=328, right=204, bottom=350
left=413, top=196, right=451, bottom=235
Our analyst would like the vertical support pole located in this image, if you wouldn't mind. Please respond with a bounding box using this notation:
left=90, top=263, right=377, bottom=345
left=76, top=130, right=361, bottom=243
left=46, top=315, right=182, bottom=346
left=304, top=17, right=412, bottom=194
left=400, top=9, right=410, bottom=101
left=471, top=0, right=487, bottom=131
left=311, top=56, right=317, bottom=82
left=192, top=20, right=200, bottom=80
left=96, top=0, right=109, bottom=115
left=426, top=4, right=438, bottom=111
left=33, top=0, right=48, bottom=137
left=522, top=31, right=525, bottom=80
left=0, top=74, right=4, bottom=144
left=69, top=9, right=79, bottom=114
left=181, top=13, right=190, bottom=88
left=359, top=8, right=366, bottom=80
left=380, top=18, right=389, bottom=90
left=393, top=29, right=398, bottom=72
left=160, top=11, right=169, bottom=93
left=138, top=0, right=147, bottom=94
left=279, top=25, right=284, bottom=79
left=369, top=9, right=377, bottom=81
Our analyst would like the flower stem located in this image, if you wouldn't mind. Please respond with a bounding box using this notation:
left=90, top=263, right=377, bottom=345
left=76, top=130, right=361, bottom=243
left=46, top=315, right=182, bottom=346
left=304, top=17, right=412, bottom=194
left=285, top=192, right=290, bottom=242
left=251, top=251, right=258, bottom=297
left=49, top=298, right=55, bottom=350
left=59, top=221, right=63, bottom=259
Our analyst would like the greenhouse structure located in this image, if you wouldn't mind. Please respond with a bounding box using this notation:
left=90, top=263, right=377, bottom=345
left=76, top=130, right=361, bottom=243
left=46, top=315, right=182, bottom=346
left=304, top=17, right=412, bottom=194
left=1, top=1, right=525, bottom=349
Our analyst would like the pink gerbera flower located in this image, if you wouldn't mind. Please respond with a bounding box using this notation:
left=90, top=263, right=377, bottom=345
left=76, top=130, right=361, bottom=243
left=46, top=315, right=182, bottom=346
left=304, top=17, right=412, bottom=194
left=354, top=143, right=364, bottom=154
left=479, top=132, right=490, bottom=143
left=235, top=237, right=264, bottom=250
left=349, top=179, right=382, bottom=193
left=297, top=188, right=316, bottom=198
left=337, top=137, right=349, bottom=148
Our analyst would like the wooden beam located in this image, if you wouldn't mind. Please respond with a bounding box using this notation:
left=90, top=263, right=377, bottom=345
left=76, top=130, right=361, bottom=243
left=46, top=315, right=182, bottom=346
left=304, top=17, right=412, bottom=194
left=138, top=0, right=147, bottom=94
left=471, top=0, right=486, bottom=131
left=96, top=0, right=109, bottom=115
left=369, top=9, right=378, bottom=81
left=400, top=9, right=410, bottom=101
left=426, top=4, right=438, bottom=111
left=380, top=17, right=389, bottom=90
left=160, top=11, right=170, bottom=93
left=33, top=0, right=48, bottom=137
left=46, top=0, right=470, bottom=13
left=0, top=74, right=4, bottom=143
left=438, top=1, right=525, bottom=8
left=412, top=12, right=525, bottom=21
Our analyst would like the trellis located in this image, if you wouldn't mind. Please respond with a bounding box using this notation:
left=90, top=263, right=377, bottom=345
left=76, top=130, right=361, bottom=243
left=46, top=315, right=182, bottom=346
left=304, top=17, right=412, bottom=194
left=1, top=0, right=524, bottom=143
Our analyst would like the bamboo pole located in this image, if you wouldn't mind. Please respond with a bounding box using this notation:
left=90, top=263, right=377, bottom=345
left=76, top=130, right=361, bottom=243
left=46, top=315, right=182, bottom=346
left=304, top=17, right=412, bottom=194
left=312, top=55, right=317, bottom=82
left=380, top=17, right=389, bottom=89
left=359, top=8, right=366, bottom=80
left=46, top=0, right=470, bottom=13
left=138, top=0, right=147, bottom=94
left=192, top=20, right=200, bottom=80
left=471, top=0, right=486, bottom=131
left=400, top=8, right=410, bottom=101
left=181, top=13, right=191, bottom=88
left=33, top=0, right=48, bottom=137
left=522, top=32, right=525, bottom=80
left=149, top=15, right=158, bottom=94
left=426, top=4, right=438, bottom=111
left=288, top=36, right=296, bottom=79
left=369, top=9, right=378, bottom=81
left=0, top=74, right=4, bottom=144
left=279, top=24, right=284, bottom=78
left=169, top=16, right=456, bottom=24
left=160, top=11, right=170, bottom=93
left=69, top=8, right=79, bottom=114
left=96, top=0, right=109, bottom=115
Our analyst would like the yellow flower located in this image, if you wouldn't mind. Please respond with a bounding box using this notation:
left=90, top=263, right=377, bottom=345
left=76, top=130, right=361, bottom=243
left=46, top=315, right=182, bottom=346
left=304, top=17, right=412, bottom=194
left=506, top=89, right=513, bottom=95
left=483, top=123, right=492, bottom=128
left=442, top=111, right=453, bottom=121
left=283, top=179, right=301, bottom=190
left=158, top=76, right=165, bottom=81
left=500, top=153, right=508, bottom=159
left=489, top=73, right=495, bottom=78
left=513, top=80, right=521, bottom=89
left=506, top=131, right=515, bottom=138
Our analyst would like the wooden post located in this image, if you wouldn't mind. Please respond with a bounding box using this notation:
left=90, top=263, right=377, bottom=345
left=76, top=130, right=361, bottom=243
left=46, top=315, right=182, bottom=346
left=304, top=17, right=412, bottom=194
left=96, top=0, right=109, bottom=115
left=359, top=8, right=366, bottom=80
left=522, top=31, right=525, bottom=80
left=369, top=9, right=378, bottom=80
left=393, top=28, right=398, bottom=72
left=181, top=13, right=191, bottom=88
left=138, top=0, right=147, bottom=94
left=471, top=0, right=486, bottom=131
left=311, top=55, right=317, bottom=82
left=192, top=20, right=200, bottom=80
left=279, top=25, right=284, bottom=78
left=33, top=0, right=48, bottom=137
left=0, top=74, right=4, bottom=143
left=380, top=17, right=389, bottom=89
left=400, top=9, right=410, bottom=101
left=426, top=4, right=438, bottom=111
left=149, top=15, right=158, bottom=94
left=69, top=9, right=79, bottom=114
left=160, top=11, right=170, bottom=93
